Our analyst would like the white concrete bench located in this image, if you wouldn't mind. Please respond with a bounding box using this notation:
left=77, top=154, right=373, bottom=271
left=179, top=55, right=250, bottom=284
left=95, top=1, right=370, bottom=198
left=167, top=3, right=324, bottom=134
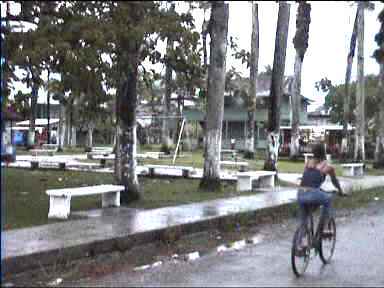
left=221, top=149, right=238, bottom=160
left=220, top=160, right=249, bottom=171
left=46, top=184, right=125, bottom=219
left=92, top=154, right=115, bottom=167
left=341, top=163, right=364, bottom=177
left=87, top=147, right=114, bottom=159
left=236, top=171, right=276, bottom=192
left=303, top=153, right=314, bottom=163
left=66, top=162, right=100, bottom=170
left=30, top=160, right=66, bottom=170
left=146, top=164, right=194, bottom=178
left=42, top=144, right=59, bottom=151
left=31, top=149, right=56, bottom=157
left=304, top=153, right=332, bottom=163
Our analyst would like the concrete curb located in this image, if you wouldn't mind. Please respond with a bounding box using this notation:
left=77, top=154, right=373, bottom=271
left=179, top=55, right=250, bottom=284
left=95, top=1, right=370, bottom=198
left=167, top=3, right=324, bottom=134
left=2, top=201, right=296, bottom=275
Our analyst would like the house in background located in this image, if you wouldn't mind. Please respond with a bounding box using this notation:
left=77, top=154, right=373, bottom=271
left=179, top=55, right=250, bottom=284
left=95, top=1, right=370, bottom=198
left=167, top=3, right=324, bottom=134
left=183, top=75, right=312, bottom=150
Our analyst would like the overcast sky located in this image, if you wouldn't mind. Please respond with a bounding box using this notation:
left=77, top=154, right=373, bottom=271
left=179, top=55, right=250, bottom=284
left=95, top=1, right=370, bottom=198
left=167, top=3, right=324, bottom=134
left=2, top=1, right=384, bottom=112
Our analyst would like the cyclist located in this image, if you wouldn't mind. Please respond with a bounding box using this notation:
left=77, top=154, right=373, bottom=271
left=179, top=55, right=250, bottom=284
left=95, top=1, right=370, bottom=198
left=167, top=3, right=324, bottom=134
left=297, top=143, right=347, bottom=233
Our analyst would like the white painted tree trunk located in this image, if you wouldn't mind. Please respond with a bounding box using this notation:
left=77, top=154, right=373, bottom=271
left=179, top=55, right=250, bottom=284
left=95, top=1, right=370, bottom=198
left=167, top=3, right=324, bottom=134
left=87, top=126, right=94, bottom=148
left=245, top=3, right=259, bottom=157
left=58, top=105, right=66, bottom=150
left=264, top=2, right=290, bottom=171
left=200, top=1, right=229, bottom=190
left=290, top=53, right=302, bottom=159
left=342, top=10, right=358, bottom=159
left=70, top=126, right=76, bottom=147
left=354, top=3, right=365, bottom=161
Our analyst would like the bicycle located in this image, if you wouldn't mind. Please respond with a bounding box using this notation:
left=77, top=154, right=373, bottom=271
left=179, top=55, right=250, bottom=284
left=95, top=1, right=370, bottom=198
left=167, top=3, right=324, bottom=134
left=291, top=190, right=339, bottom=277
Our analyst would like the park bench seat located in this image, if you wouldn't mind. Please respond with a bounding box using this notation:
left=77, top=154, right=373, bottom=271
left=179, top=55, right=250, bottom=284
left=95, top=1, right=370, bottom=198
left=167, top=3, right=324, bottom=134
left=220, top=160, right=248, bottom=171
left=46, top=184, right=125, bottom=219
left=92, top=154, right=115, bottom=167
left=340, top=163, right=364, bottom=177
left=87, top=147, right=114, bottom=159
left=303, top=153, right=332, bottom=163
left=30, top=160, right=66, bottom=170
left=41, top=144, right=59, bottom=151
left=146, top=164, right=194, bottom=178
left=236, top=171, right=276, bottom=192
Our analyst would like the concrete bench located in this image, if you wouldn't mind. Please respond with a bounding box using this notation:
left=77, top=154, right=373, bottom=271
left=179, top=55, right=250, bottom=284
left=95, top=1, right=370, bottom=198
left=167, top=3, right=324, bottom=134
left=42, top=144, right=58, bottom=150
left=146, top=165, right=194, bottom=178
left=221, top=149, right=238, bottom=160
left=87, top=147, right=114, bottom=159
left=92, top=154, right=115, bottom=167
left=304, top=153, right=332, bottom=163
left=66, top=162, right=101, bottom=170
left=31, top=149, right=56, bottom=157
left=236, top=171, right=276, bottom=192
left=341, top=163, right=364, bottom=177
left=303, top=153, right=314, bottom=163
left=30, top=160, right=66, bottom=170
left=220, top=160, right=249, bottom=171
left=46, top=184, right=125, bottom=219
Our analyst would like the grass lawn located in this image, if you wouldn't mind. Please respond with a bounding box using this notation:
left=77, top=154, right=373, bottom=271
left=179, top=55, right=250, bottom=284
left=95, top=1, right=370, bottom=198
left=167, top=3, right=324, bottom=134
left=2, top=167, right=247, bottom=230
left=6, top=146, right=384, bottom=230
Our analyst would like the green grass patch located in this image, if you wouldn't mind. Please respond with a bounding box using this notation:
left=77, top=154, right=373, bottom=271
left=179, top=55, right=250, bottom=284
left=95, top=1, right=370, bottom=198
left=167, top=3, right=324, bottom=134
left=2, top=168, right=247, bottom=230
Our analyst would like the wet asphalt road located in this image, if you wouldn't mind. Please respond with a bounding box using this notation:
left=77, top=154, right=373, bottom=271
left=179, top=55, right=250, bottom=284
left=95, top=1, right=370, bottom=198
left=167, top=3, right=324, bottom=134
left=71, top=202, right=384, bottom=287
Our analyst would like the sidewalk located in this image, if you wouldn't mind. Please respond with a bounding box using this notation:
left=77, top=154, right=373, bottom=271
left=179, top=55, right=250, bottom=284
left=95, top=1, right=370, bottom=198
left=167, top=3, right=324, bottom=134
left=2, top=170, right=384, bottom=275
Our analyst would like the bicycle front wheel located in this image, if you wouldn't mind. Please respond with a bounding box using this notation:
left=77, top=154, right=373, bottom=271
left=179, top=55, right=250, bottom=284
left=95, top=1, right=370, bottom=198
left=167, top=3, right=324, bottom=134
left=291, top=225, right=311, bottom=277
left=319, top=217, right=336, bottom=264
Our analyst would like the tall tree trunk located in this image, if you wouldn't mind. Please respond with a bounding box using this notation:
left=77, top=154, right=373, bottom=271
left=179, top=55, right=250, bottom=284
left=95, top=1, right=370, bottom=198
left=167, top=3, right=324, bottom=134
left=161, top=4, right=175, bottom=151
left=290, top=53, right=302, bottom=159
left=87, top=125, right=94, bottom=148
left=342, top=10, right=358, bottom=160
left=354, top=2, right=365, bottom=161
left=57, top=104, right=65, bottom=151
left=200, top=1, right=229, bottom=191
left=245, top=3, right=259, bottom=159
left=47, top=69, right=51, bottom=144
left=264, top=2, right=290, bottom=171
left=118, top=45, right=141, bottom=203
left=290, top=2, right=311, bottom=160
left=27, top=84, right=38, bottom=148
left=374, top=63, right=384, bottom=166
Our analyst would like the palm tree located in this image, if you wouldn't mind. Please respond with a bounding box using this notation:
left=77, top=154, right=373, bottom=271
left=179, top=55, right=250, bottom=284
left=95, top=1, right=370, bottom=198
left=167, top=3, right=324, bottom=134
left=373, top=7, right=384, bottom=168
left=354, top=1, right=375, bottom=161
left=290, top=2, right=311, bottom=160
left=161, top=3, right=176, bottom=152
left=200, top=1, right=229, bottom=191
left=245, top=2, right=259, bottom=159
left=341, top=9, right=358, bottom=160
left=264, top=2, right=291, bottom=171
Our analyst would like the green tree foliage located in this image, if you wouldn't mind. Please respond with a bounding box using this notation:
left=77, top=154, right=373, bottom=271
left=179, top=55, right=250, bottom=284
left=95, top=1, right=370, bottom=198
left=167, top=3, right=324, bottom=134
left=322, top=75, right=380, bottom=125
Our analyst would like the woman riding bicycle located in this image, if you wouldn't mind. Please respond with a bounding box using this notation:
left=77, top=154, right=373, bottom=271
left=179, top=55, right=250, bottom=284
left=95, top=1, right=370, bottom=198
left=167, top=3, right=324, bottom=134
left=297, top=143, right=347, bottom=229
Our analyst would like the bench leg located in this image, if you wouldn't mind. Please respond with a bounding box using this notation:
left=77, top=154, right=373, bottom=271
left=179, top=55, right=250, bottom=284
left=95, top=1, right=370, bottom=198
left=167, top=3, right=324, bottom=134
left=102, top=191, right=120, bottom=207
left=182, top=169, right=190, bottom=178
left=343, top=167, right=354, bottom=177
left=237, top=177, right=252, bottom=192
left=31, top=161, right=39, bottom=169
left=259, top=175, right=275, bottom=188
left=356, top=167, right=364, bottom=177
left=48, top=196, right=71, bottom=219
left=149, top=167, right=155, bottom=177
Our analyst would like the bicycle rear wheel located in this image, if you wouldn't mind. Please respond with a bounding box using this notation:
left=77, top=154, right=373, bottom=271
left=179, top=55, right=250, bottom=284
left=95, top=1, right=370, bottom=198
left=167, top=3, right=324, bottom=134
left=291, top=225, right=311, bottom=277
left=319, top=217, right=336, bottom=264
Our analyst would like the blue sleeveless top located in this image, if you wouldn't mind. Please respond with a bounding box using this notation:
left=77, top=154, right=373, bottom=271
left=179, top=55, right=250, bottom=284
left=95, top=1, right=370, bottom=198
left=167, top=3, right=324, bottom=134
left=301, top=168, right=326, bottom=189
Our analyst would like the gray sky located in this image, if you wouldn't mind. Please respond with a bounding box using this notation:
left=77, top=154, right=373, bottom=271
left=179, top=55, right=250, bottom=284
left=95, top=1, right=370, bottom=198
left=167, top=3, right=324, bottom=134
left=2, top=1, right=384, bottom=112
